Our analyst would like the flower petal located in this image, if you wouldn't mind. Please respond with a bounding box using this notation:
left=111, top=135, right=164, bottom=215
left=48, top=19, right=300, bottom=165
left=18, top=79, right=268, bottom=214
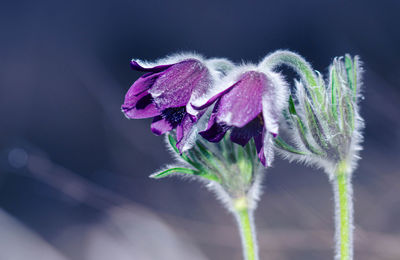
left=126, top=73, right=160, bottom=96
left=130, top=60, right=173, bottom=73
left=149, top=59, right=212, bottom=110
left=126, top=60, right=173, bottom=97
left=176, top=114, right=195, bottom=151
left=122, top=92, right=161, bottom=119
left=177, top=108, right=210, bottom=152
left=199, top=112, right=228, bottom=142
left=216, top=71, right=267, bottom=128
left=230, top=116, right=263, bottom=146
left=190, top=83, right=236, bottom=111
left=254, top=130, right=266, bottom=166
left=151, top=116, right=173, bottom=135
left=230, top=128, right=253, bottom=146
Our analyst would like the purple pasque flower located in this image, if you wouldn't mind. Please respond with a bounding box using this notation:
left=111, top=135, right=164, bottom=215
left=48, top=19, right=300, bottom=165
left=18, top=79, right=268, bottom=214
left=195, top=65, right=288, bottom=166
left=121, top=54, right=231, bottom=151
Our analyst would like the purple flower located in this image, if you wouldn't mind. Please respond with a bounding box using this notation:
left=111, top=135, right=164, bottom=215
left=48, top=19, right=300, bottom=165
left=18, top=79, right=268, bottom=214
left=121, top=54, right=214, bottom=151
left=195, top=68, right=287, bottom=166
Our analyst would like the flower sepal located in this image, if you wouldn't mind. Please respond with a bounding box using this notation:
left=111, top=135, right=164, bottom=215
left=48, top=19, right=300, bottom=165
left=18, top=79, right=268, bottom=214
left=150, top=167, right=220, bottom=182
left=149, top=134, right=222, bottom=183
left=151, top=133, right=264, bottom=203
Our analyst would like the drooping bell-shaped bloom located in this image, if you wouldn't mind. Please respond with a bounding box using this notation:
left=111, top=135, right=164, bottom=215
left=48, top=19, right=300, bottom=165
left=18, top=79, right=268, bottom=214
left=194, top=66, right=287, bottom=166
left=121, top=54, right=233, bottom=151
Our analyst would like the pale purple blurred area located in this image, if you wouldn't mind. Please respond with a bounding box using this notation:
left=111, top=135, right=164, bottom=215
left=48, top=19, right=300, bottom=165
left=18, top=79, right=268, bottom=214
left=0, top=0, right=399, bottom=259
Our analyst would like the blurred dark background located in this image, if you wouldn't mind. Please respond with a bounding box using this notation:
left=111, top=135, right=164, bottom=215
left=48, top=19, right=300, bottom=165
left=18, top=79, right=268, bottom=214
left=0, top=0, right=399, bottom=259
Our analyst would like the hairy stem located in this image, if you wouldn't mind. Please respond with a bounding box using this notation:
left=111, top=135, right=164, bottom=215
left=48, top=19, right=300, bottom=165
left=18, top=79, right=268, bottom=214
left=261, top=50, right=324, bottom=105
left=233, top=197, right=258, bottom=260
left=332, top=161, right=353, bottom=260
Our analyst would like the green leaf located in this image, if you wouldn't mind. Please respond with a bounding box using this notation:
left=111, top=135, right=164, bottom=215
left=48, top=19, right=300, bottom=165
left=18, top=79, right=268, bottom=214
left=345, top=55, right=357, bottom=101
left=345, top=55, right=354, bottom=92
left=196, top=141, right=215, bottom=160
left=287, top=96, right=323, bottom=155
left=195, top=141, right=227, bottom=173
left=353, top=57, right=358, bottom=101
left=331, top=65, right=339, bottom=121
left=342, top=95, right=355, bottom=134
left=151, top=167, right=199, bottom=178
left=244, top=139, right=256, bottom=163
left=288, top=95, right=297, bottom=115
left=275, top=52, right=324, bottom=105
left=187, top=149, right=206, bottom=170
left=274, top=136, right=308, bottom=155
left=294, top=114, right=323, bottom=156
left=304, top=97, right=328, bottom=149
left=151, top=167, right=220, bottom=182
left=236, top=146, right=253, bottom=184
left=222, top=135, right=236, bottom=163
left=167, top=134, right=202, bottom=169
left=167, top=134, right=180, bottom=154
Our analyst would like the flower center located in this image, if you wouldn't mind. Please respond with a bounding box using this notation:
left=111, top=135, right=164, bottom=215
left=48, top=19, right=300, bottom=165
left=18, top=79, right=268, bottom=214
left=162, top=107, right=187, bottom=127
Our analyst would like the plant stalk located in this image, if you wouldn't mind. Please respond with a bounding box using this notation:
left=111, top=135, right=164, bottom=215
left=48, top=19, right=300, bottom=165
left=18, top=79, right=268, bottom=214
left=332, top=161, right=353, bottom=260
left=233, top=197, right=258, bottom=260
left=261, top=50, right=325, bottom=105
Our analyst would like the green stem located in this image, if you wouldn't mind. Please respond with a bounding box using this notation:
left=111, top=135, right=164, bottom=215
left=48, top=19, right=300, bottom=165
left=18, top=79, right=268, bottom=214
left=261, top=50, right=324, bottom=105
left=233, top=197, right=258, bottom=260
left=332, top=161, right=353, bottom=260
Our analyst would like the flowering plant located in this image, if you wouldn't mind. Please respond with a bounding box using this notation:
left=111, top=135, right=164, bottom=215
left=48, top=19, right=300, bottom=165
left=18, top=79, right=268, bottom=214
left=121, top=50, right=364, bottom=260
left=262, top=51, right=363, bottom=260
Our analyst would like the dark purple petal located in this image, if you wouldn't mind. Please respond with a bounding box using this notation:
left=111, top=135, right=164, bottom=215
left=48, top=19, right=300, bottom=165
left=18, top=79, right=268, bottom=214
left=151, top=116, right=173, bottom=135
left=135, top=93, right=153, bottom=109
left=230, top=127, right=254, bottom=146
left=254, top=130, right=266, bottom=166
left=200, top=111, right=229, bottom=142
left=149, top=59, right=211, bottom=110
left=122, top=91, right=160, bottom=119
left=216, top=71, right=268, bottom=128
left=200, top=122, right=227, bottom=143
left=122, top=58, right=214, bottom=138
left=130, top=60, right=173, bottom=73
left=230, top=116, right=264, bottom=146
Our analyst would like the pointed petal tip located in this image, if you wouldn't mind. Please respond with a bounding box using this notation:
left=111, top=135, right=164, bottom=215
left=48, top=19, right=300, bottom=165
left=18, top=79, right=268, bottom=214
left=130, top=59, right=140, bottom=68
left=258, top=148, right=267, bottom=166
left=130, top=59, right=174, bottom=73
left=130, top=60, right=150, bottom=72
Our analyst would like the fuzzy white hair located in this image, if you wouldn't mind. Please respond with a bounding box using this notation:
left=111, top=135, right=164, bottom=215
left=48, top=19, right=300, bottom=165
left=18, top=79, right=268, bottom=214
left=132, top=52, right=206, bottom=68
left=268, top=53, right=364, bottom=180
